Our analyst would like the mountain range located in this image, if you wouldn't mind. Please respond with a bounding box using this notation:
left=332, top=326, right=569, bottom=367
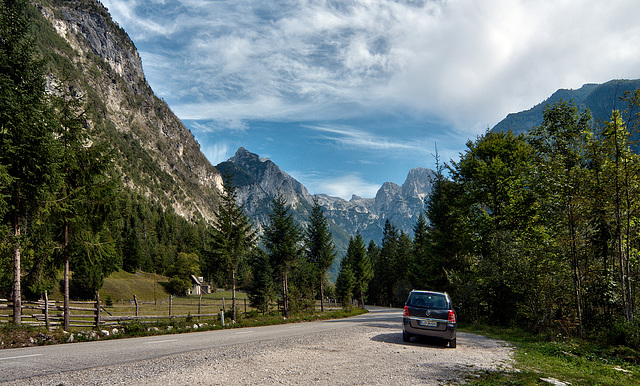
left=492, top=79, right=640, bottom=135
left=216, top=148, right=437, bottom=252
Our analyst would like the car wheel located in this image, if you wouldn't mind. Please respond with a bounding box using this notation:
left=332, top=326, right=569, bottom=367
left=402, top=331, right=411, bottom=342
left=449, top=337, right=457, bottom=348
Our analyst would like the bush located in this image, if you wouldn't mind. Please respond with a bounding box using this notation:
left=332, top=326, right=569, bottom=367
left=167, top=276, right=190, bottom=295
left=606, top=318, right=640, bottom=350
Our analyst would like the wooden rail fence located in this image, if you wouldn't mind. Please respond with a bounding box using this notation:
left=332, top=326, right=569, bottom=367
left=0, top=293, right=251, bottom=330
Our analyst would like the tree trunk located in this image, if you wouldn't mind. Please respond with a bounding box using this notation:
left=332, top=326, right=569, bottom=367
left=64, top=221, right=70, bottom=331
left=568, top=211, right=584, bottom=338
left=320, top=274, right=325, bottom=313
left=232, top=269, right=237, bottom=322
left=282, top=272, right=289, bottom=318
left=360, top=289, right=366, bottom=310
left=12, top=219, right=21, bottom=326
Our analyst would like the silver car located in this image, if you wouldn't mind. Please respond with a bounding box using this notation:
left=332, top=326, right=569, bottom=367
left=402, top=290, right=457, bottom=348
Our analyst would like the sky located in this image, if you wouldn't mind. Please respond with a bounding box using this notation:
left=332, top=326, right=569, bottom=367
left=99, top=0, right=640, bottom=199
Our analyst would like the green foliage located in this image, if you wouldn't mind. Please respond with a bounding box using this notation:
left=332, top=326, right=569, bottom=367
left=246, top=249, right=275, bottom=313
left=0, top=0, right=58, bottom=321
left=165, top=252, right=199, bottom=295
left=367, top=220, right=413, bottom=307
left=463, top=324, right=640, bottom=386
left=262, top=193, right=305, bottom=317
left=206, top=175, right=257, bottom=319
left=340, top=233, right=371, bottom=308
left=305, top=196, right=337, bottom=310
left=335, top=258, right=354, bottom=307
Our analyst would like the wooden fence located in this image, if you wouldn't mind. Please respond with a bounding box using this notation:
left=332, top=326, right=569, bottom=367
left=0, top=293, right=252, bottom=330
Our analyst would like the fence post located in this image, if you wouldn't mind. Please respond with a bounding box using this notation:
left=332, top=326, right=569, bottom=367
left=198, top=293, right=202, bottom=317
left=169, top=295, right=173, bottom=316
left=44, top=291, right=50, bottom=331
left=95, top=292, right=101, bottom=330
left=134, top=294, right=139, bottom=317
left=244, top=298, right=247, bottom=315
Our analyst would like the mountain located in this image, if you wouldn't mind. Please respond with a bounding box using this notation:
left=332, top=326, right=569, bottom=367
left=492, top=79, right=640, bottom=135
left=37, top=0, right=433, bottom=246
left=217, top=148, right=436, bottom=249
left=35, top=0, right=222, bottom=221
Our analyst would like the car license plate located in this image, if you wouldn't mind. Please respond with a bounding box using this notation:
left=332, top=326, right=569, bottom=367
left=419, top=320, right=438, bottom=327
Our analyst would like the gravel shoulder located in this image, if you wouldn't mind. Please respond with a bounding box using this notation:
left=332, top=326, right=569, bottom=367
left=9, top=317, right=514, bottom=385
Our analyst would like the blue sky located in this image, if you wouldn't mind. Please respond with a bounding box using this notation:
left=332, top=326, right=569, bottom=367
left=100, top=0, right=640, bottom=199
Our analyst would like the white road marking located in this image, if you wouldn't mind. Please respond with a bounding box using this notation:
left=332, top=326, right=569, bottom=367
left=143, top=339, right=178, bottom=345
left=235, top=330, right=255, bottom=334
left=0, top=354, right=43, bottom=361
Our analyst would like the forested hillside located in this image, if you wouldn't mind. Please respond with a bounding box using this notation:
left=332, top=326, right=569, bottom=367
left=0, top=0, right=223, bottom=322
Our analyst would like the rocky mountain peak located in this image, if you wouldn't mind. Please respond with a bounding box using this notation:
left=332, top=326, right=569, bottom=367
left=230, top=147, right=262, bottom=165
left=221, top=147, right=435, bottom=245
left=402, top=167, right=436, bottom=200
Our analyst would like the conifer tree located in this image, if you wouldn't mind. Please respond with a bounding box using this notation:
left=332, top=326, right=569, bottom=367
left=305, top=196, right=336, bottom=312
left=335, top=256, right=354, bottom=307
left=209, top=175, right=257, bottom=321
left=247, top=249, right=275, bottom=314
left=49, top=81, right=116, bottom=328
left=0, top=0, right=56, bottom=324
left=344, top=233, right=371, bottom=308
left=263, top=193, right=303, bottom=318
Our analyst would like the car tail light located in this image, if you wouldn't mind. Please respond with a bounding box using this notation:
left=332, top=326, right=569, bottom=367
left=403, top=306, right=410, bottom=317
left=448, top=310, right=456, bottom=323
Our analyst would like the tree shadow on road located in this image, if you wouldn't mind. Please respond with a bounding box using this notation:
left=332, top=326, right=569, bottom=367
left=371, top=332, right=452, bottom=349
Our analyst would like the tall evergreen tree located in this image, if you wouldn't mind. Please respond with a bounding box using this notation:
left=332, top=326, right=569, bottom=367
left=305, top=196, right=336, bottom=312
left=208, top=175, right=257, bottom=321
left=0, top=0, right=57, bottom=324
left=246, top=249, right=275, bottom=313
left=263, top=193, right=303, bottom=318
left=335, top=255, right=354, bottom=307
left=344, top=233, right=371, bottom=308
left=49, top=81, right=115, bottom=328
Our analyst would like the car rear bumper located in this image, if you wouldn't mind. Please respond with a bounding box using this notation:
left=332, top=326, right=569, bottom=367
left=402, top=317, right=456, bottom=340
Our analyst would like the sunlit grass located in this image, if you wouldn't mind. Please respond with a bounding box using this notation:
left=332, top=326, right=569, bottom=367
left=461, top=324, right=640, bottom=385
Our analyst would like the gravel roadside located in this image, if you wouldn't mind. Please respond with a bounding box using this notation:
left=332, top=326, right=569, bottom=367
left=9, top=320, right=514, bottom=385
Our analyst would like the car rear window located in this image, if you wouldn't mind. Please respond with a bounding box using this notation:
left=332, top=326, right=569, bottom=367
left=408, top=293, right=448, bottom=309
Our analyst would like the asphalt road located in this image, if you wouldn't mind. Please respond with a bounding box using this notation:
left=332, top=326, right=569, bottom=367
left=0, top=307, right=400, bottom=383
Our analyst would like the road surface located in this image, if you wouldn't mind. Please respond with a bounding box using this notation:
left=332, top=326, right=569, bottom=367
left=0, top=307, right=513, bottom=385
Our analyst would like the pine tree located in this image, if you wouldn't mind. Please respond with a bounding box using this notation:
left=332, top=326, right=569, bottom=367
left=305, top=196, right=336, bottom=312
left=48, top=80, right=115, bottom=327
left=344, top=233, right=371, bottom=308
left=209, top=175, right=257, bottom=321
left=0, top=0, right=57, bottom=324
left=335, top=256, right=354, bottom=307
left=247, top=249, right=275, bottom=313
left=263, top=193, right=303, bottom=318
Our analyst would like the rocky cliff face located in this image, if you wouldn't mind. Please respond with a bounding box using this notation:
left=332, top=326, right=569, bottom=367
left=37, top=0, right=222, bottom=221
left=219, top=147, right=435, bottom=245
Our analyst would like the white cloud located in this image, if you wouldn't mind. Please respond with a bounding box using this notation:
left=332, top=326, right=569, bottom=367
left=203, top=143, right=231, bottom=165
left=103, top=0, right=640, bottom=132
left=308, top=173, right=381, bottom=200
left=307, top=124, right=430, bottom=153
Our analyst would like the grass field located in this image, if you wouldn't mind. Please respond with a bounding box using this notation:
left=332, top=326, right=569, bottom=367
left=462, top=324, right=640, bottom=385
